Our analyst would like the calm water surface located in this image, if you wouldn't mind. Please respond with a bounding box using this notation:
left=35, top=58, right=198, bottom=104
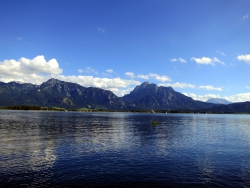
left=1, top=110, right=250, bottom=187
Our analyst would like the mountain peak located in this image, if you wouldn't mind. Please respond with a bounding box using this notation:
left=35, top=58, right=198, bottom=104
left=44, top=78, right=64, bottom=86
left=206, top=98, right=231, bottom=105
left=135, top=82, right=157, bottom=91
left=46, top=78, right=61, bottom=83
left=141, top=81, right=150, bottom=86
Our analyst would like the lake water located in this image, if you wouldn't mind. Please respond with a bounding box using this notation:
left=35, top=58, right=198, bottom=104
left=1, top=111, right=250, bottom=187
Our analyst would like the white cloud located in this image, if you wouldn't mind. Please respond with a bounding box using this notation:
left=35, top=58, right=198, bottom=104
left=109, top=87, right=134, bottom=97
left=127, top=72, right=171, bottom=82
left=0, top=55, right=62, bottom=79
left=159, top=82, right=195, bottom=88
left=170, top=58, right=186, bottom=63
left=125, top=72, right=135, bottom=79
left=106, top=69, right=113, bottom=73
left=78, top=69, right=83, bottom=73
left=191, top=57, right=211, bottom=64
left=98, top=28, right=105, bottom=33
left=0, top=74, right=140, bottom=97
left=138, top=74, right=149, bottom=79
left=225, top=92, right=250, bottom=102
left=179, top=58, right=186, bottom=63
left=57, top=75, right=139, bottom=90
left=102, top=69, right=115, bottom=77
left=153, top=74, right=171, bottom=82
left=216, top=51, right=226, bottom=56
left=183, top=93, right=221, bottom=101
left=191, top=57, right=224, bottom=65
left=0, top=56, right=141, bottom=97
left=138, top=73, right=171, bottom=82
left=237, top=54, right=250, bottom=64
left=199, top=85, right=222, bottom=91
left=243, top=14, right=248, bottom=19
left=183, top=92, right=250, bottom=103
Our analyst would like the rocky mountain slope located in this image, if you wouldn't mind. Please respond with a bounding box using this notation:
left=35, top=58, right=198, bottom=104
left=122, top=82, right=216, bottom=110
left=0, top=78, right=126, bottom=109
left=0, top=79, right=220, bottom=110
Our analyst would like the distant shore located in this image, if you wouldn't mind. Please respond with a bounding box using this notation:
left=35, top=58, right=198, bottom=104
left=1, top=105, right=249, bottom=114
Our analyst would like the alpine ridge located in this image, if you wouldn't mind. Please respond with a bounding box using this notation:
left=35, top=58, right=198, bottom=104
left=0, top=79, right=222, bottom=110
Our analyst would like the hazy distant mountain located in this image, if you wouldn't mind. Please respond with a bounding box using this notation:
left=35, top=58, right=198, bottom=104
left=206, top=98, right=231, bottom=105
left=122, top=82, right=216, bottom=110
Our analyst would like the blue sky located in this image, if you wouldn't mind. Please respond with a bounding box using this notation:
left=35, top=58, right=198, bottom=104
left=0, top=0, right=250, bottom=102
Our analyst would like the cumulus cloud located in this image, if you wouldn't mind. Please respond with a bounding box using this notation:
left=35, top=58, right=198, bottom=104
left=216, top=51, right=226, bottom=56
left=243, top=14, right=248, bottom=19
left=225, top=92, right=250, bottom=102
left=170, top=58, right=186, bottom=63
left=138, top=73, right=171, bottom=82
left=137, top=74, right=149, bottom=79
left=125, top=72, right=135, bottom=79
left=109, top=87, right=134, bottom=97
left=199, top=85, right=222, bottom=91
left=191, top=57, right=224, bottom=65
left=0, top=74, right=140, bottom=97
left=237, top=54, right=250, bottom=64
left=0, top=56, right=141, bottom=96
left=0, top=55, right=62, bottom=80
left=0, top=55, right=62, bottom=84
left=56, top=75, right=139, bottom=90
left=52, top=75, right=140, bottom=96
left=159, top=82, right=195, bottom=88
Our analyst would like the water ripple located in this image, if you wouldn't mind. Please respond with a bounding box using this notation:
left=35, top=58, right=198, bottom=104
left=1, top=111, right=250, bottom=187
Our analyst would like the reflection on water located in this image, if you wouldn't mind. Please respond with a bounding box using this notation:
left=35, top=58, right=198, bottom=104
left=1, top=111, right=250, bottom=187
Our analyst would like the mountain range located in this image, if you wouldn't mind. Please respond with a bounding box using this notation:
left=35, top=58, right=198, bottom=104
left=0, top=78, right=249, bottom=113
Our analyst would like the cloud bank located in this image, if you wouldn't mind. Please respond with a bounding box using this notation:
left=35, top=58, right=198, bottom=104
left=183, top=93, right=221, bottom=102
left=0, top=56, right=62, bottom=84
left=0, top=56, right=140, bottom=96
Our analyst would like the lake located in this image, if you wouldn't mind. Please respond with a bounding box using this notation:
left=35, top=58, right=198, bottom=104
left=1, top=111, right=250, bottom=187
